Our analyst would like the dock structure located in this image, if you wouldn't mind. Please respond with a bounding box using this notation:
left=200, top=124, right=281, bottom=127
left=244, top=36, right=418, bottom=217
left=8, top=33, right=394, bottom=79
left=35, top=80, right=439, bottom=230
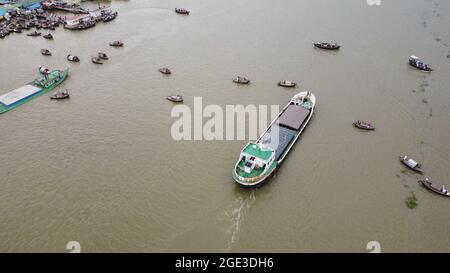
left=42, top=1, right=89, bottom=14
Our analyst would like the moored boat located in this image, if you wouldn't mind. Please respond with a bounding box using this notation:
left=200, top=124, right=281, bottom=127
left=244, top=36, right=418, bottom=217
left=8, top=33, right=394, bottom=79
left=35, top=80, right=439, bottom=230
left=353, top=120, right=375, bottom=130
left=419, top=178, right=450, bottom=197
left=167, top=95, right=183, bottom=102
left=77, top=19, right=95, bottom=30
left=0, top=68, right=69, bottom=114
left=233, top=76, right=250, bottom=84
left=409, top=55, right=432, bottom=72
left=314, top=42, right=340, bottom=50
left=102, top=11, right=118, bottom=22
left=175, top=8, right=190, bottom=15
left=278, top=80, right=297, bottom=88
left=399, top=155, right=423, bottom=173
left=232, top=91, right=316, bottom=187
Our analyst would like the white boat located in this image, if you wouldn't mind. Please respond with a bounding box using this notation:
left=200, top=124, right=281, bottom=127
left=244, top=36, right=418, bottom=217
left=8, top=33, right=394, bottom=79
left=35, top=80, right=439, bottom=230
left=232, top=91, right=316, bottom=187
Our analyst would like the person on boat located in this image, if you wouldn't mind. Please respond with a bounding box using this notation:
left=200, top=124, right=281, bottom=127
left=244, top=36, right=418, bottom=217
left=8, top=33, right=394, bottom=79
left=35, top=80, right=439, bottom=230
left=441, top=185, right=448, bottom=194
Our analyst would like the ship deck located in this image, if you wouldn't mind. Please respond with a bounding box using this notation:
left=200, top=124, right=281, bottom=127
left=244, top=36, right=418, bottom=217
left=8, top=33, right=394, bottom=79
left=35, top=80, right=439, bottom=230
left=0, top=84, right=42, bottom=107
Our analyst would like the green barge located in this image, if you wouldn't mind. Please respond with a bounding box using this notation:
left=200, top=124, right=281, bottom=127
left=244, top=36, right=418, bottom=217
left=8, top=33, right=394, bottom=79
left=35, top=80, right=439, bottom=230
left=0, top=68, right=69, bottom=114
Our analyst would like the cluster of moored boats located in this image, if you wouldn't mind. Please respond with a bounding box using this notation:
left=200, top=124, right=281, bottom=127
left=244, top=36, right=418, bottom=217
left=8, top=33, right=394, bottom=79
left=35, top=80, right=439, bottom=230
left=64, top=10, right=118, bottom=31
left=0, top=9, right=64, bottom=39
left=0, top=5, right=118, bottom=39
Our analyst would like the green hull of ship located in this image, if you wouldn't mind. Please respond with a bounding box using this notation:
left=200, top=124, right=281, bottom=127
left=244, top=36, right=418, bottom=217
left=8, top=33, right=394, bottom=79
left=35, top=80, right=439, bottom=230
left=0, top=69, right=69, bottom=114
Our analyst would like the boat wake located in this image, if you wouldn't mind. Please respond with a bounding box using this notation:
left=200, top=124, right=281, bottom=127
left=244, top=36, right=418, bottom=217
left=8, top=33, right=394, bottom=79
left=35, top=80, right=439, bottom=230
left=219, top=190, right=256, bottom=251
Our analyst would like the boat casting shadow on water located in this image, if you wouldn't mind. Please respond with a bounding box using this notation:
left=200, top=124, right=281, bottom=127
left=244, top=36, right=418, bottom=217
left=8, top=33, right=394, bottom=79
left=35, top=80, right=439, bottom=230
left=0, top=67, right=69, bottom=114
left=232, top=91, right=315, bottom=187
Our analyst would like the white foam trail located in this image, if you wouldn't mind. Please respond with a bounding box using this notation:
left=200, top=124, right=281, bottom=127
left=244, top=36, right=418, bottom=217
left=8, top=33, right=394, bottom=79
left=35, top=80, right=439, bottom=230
left=221, top=190, right=256, bottom=251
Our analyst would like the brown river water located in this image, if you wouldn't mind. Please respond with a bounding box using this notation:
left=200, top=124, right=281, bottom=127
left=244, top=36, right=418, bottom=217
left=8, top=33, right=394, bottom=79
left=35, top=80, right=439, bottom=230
left=1, top=0, right=450, bottom=252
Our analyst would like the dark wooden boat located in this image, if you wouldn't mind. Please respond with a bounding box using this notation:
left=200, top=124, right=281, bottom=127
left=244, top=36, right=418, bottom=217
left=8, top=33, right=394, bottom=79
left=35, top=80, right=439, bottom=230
left=175, top=8, right=190, bottom=15
left=67, top=54, right=80, bottom=62
left=167, top=95, right=183, bottom=102
left=43, top=33, right=53, bottom=39
left=98, top=52, right=109, bottom=60
left=419, top=179, right=450, bottom=197
left=77, top=20, right=95, bottom=30
left=27, top=31, right=41, bottom=37
left=102, top=12, right=118, bottom=22
left=399, top=155, right=423, bottom=173
left=278, top=80, right=297, bottom=88
left=158, top=68, right=171, bottom=75
left=91, top=57, right=103, bottom=64
left=41, top=49, right=52, bottom=56
left=13, top=28, right=22, bottom=33
left=353, top=120, right=375, bottom=130
left=109, top=40, right=123, bottom=47
left=50, top=90, right=70, bottom=100
left=409, top=56, right=432, bottom=72
left=233, top=76, right=250, bottom=84
left=314, top=42, right=340, bottom=50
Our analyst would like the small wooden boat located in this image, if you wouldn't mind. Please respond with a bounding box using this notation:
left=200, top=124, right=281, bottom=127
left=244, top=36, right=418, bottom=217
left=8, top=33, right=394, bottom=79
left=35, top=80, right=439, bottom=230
left=158, top=68, right=171, bottom=75
left=233, top=76, right=250, bottom=84
left=399, top=155, right=423, bottom=173
left=353, top=120, right=375, bottom=130
left=41, top=49, right=52, bottom=56
left=314, top=42, right=340, bottom=50
left=13, top=28, right=22, bottom=33
left=43, top=33, right=53, bottom=39
left=91, top=57, right=103, bottom=64
left=278, top=80, right=297, bottom=88
left=419, top=178, right=450, bottom=197
left=50, top=90, right=70, bottom=100
left=167, top=95, right=183, bottom=102
left=175, top=8, right=190, bottom=15
left=109, top=40, right=123, bottom=47
left=27, top=31, right=41, bottom=37
left=98, top=52, right=109, bottom=60
left=409, top=55, right=432, bottom=72
left=67, top=54, right=80, bottom=62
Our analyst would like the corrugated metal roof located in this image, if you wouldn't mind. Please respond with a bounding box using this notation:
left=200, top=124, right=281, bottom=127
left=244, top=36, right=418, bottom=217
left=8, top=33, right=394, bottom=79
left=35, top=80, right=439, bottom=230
left=277, top=104, right=310, bottom=130
left=260, top=124, right=296, bottom=161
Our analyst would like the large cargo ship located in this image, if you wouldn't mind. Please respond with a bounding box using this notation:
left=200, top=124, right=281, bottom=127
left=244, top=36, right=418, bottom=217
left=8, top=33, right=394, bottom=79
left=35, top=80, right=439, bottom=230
left=232, top=91, right=316, bottom=187
left=0, top=67, right=69, bottom=114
